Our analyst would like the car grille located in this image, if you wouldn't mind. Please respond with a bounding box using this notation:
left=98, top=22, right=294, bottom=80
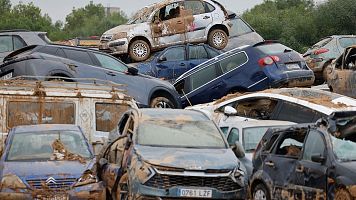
left=27, top=178, right=77, bottom=190
left=144, top=174, right=240, bottom=192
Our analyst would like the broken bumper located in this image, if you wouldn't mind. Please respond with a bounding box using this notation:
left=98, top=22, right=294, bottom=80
left=0, top=182, right=105, bottom=200
left=271, top=71, right=315, bottom=87
left=131, top=183, right=247, bottom=199
left=99, top=38, right=128, bottom=55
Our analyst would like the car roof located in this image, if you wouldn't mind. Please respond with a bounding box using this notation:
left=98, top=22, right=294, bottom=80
left=0, top=30, right=47, bottom=34
left=12, top=124, right=81, bottom=133
left=139, top=108, right=210, bottom=121
left=220, top=120, right=296, bottom=128
left=211, top=88, right=356, bottom=114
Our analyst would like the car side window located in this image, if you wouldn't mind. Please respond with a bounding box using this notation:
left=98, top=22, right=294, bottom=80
left=63, top=49, right=93, bottom=65
left=0, top=36, right=14, bottom=53
left=13, top=36, right=27, bottom=50
left=273, top=131, right=307, bottom=158
left=37, top=46, right=66, bottom=58
left=184, top=0, right=206, bottom=15
left=220, top=127, right=229, bottom=136
left=159, top=2, right=182, bottom=21
left=227, top=128, right=239, bottom=146
left=275, top=102, right=318, bottom=123
left=95, top=103, right=129, bottom=133
left=302, top=130, right=325, bottom=161
left=93, top=53, right=127, bottom=72
left=219, top=52, right=248, bottom=74
left=162, top=47, right=185, bottom=61
left=190, top=64, right=219, bottom=91
left=204, top=2, right=215, bottom=12
left=189, top=45, right=209, bottom=60
left=206, top=46, right=220, bottom=58
left=231, top=98, right=279, bottom=120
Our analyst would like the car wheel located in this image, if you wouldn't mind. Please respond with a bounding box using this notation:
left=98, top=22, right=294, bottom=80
left=150, top=97, right=175, bottom=108
left=129, top=40, right=150, bottom=62
left=253, top=184, right=270, bottom=200
left=208, top=29, right=228, bottom=50
left=335, top=188, right=352, bottom=200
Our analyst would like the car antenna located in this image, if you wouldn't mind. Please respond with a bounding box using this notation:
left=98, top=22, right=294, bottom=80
left=181, top=89, right=192, bottom=106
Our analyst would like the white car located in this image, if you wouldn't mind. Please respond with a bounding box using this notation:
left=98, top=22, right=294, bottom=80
left=219, top=120, right=296, bottom=176
left=187, top=88, right=356, bottom=126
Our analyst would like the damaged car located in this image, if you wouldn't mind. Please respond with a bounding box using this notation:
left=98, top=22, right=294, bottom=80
left=98, top=109, right=247, bottom=200
left=304, top=35, right=356, bottom=83
left=0, top=124, right=105, bottom=199
left=99, top=0, right=233, bottom=62
left=325, top=45, right=356, bottom=99
left=175, top=41, right=315, bottom=107
left=250, top=111, right=356, bottom=200
left=188, top=88, right=356, bottom=126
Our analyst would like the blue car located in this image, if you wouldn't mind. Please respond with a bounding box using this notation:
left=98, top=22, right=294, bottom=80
left=0, top=124, right=105, bottom=199
left=132, top=44, right=221, bottom=82
left=174, top=41, right=315, bottom=107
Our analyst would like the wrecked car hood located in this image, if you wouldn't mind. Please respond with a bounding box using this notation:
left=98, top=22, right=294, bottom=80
left=0, top=159, right=94, bottom=179
left=103, top=24, right=139, bottom=35
left=135, top=145, right=239, bottom=170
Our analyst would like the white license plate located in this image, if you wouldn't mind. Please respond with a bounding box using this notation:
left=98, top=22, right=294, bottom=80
left=36, top=194, right=69, bottom=200
left=179, top=189, right=212, bottom=198
left=286, top=63, right=300, bottom=70
left=0, top=72, right=13, bottom=80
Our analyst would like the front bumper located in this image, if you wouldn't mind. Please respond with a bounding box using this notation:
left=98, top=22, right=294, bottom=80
left=131, top=183, right=247, bottom=199
left=99, top=38, right=129, bottom=55
left=271, top=71, right=315, bottom=88
left=0, top=182, right=105, bottom=200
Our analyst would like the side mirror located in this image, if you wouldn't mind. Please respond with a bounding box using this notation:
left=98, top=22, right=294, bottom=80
left=224, top=106, right=237, bottom=116
left=232, top=141, right=245, bottom=158
left=128, top=66, right=138, bottom=75
left=158, top=56, right=167, bottom=62
left=311, top=154, right=326, bottom=164
left=98, top=158, right=108, bottom=168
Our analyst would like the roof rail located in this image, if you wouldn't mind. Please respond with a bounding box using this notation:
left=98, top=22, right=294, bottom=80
left=2, top=76, right=127, bottom=94
left=0, top=29, right=29, bottom=33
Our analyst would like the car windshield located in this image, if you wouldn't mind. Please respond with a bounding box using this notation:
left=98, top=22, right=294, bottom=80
left=7, top=130, right=92, bottom=161
left=127, top=6, right=155, bottom=24
left=137, top=120, right=227, bottom=148
left=339, top=37, right=356, bottom=48
left=256, top=43, right=293, bottom=55
left=331, top=134, right=356, bottom=162
left=311, top=37, right=332, bottom=48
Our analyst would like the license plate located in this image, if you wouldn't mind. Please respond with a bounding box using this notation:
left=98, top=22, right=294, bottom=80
left=286, top=63, right=300, bottom=70
left=36, top=194, right=69, bottom=200
left=179, top=189, right=212, bottom=198
left=0, top=72, right=12, bottom=80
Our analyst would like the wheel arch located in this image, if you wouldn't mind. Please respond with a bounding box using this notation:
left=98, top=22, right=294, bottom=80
left=149, top=88, right=179, bottom=108
left=208, top=24, right=230, bottom=37
left=128, top=36, right=152, bottom=50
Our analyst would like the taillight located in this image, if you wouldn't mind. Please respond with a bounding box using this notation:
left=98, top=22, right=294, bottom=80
left=314, top=48, right=329, bottom=55
left=258, top=56, right=280, bottom=67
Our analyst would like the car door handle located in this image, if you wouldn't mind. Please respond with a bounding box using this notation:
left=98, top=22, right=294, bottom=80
left=265, top=161, right=275, bottom=168
left=177, top=21, right=183, bottom=24
left=203, top=16, right=210, bottom=19
left=106, top=71, right=116, bottom=76
left=296, top=166, right=304, bottom=173
left=179, top=63, right=185, bottom=66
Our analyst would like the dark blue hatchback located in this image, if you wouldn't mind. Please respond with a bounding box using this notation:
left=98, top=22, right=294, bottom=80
left=174, top=41, right=315, bottom=107
left=133, top=44, right=221, bottom=83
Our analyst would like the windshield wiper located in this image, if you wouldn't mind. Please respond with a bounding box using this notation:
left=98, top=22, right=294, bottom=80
left=284, top=49, right=292, bottom=53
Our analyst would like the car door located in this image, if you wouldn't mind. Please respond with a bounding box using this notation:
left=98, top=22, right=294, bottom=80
left=184, top=0, right=213, bottom=43
left=292, top=130, right=328, bottom=199
left=155, top=46, right=187, bottom=81
left=187, top=44, right=210, bottom=71
left=151, top=2, right=186, bottom=46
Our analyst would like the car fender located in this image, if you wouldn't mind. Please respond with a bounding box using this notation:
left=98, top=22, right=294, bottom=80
left=204, top=22, right=231, bottom=38
left=147, top=86, right=181, bottom=107
left=250, top=169, right=274, bottom=196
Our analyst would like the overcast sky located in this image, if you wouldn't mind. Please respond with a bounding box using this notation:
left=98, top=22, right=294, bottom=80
left=10, top=0, right=264, bottom=22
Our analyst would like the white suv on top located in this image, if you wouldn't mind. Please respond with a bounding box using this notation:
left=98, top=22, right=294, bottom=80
left=99, top=0, right=233, bottom=62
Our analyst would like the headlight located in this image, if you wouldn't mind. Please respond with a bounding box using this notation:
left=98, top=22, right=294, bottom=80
left=0, top=174, right=27, bottom=189
left=113, top=32, right=128, bottom=40
left=233, top=167, right=245, bottom=178
left=231, top=167, right=246, bottom=186
left=74, top=170, right=98, bottom=187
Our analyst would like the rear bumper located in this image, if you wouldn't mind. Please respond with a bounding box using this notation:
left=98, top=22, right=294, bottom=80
left=271, top=70, right=315, bottom=87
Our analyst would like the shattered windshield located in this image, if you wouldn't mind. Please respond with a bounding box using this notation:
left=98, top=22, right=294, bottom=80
left=331, top=134, right=356, bottom=162
left=137, top=120, right=227, bottom=148
left=7, top=131, right=92, bottom=162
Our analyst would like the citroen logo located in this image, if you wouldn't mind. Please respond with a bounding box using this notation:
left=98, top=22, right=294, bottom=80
left=46, top=177, right=57, bottom=185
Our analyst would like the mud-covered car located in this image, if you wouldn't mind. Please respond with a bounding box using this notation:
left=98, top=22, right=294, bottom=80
left=0, top=124, right=105, bottom=199
left=98, top=109, right=247, bottom=200
left=99, top=0, right=233, bottom=62
left=325, top=45, right=356, bottom=98
left=132, top=43, right=221, bottom=82
left=304, top=35, right=356, bottom=82
left=250, top=111, right=356, bottom=200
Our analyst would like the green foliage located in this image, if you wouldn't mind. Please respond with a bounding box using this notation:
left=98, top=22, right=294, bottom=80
left=243, top=0, right=356, bottom=53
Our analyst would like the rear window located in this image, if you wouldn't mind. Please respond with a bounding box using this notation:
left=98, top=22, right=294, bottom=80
left=256, top=43, right=292, bottom=55
left=339, top=37, right=356, bottom=48
left=7, top=101, right=75, bottom=128
left=230, top=18, right=254, bottom=37
left=95, top=103, right=129, bottom=132
left=38, top=33, right=51, bottom=44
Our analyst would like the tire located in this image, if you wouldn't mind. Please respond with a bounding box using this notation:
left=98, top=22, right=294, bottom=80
left=150, top=97, right=175, bottom=108
left=335, top=188, right=352, bottom=200
left=129, top=40, right=150, bottom=62
left=208, top=29, right=228, bottom=50
left=253, top=184, right=271, bottom=200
